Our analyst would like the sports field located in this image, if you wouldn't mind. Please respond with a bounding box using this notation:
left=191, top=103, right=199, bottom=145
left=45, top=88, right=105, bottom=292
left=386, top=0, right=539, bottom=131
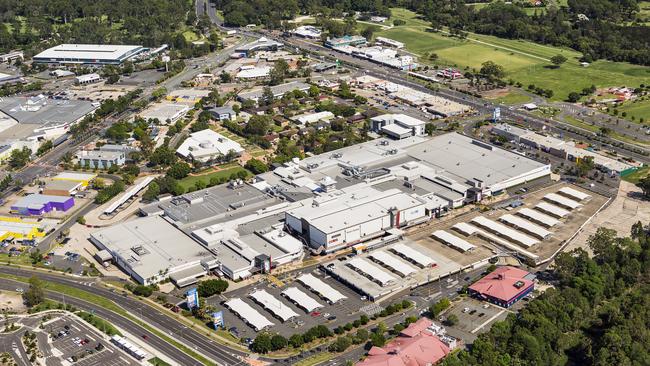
left=377, top=8, right=650, bottom=101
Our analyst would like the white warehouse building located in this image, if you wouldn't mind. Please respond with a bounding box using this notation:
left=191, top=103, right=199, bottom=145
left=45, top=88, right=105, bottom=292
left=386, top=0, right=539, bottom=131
left=286, top=187, right=427, bottom=252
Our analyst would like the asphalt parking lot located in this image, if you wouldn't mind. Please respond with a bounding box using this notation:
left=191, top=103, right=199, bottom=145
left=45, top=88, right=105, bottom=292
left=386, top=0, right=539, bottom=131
left=440, top=297, right=509, bottom=343
left=45, top=316, right=139, bottom=366
left=205, top=268, right=372, bottom=340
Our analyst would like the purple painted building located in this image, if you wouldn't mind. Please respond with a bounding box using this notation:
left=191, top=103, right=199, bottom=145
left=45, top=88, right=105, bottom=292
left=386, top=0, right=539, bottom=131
left=11, top=194, right=74, bottom=216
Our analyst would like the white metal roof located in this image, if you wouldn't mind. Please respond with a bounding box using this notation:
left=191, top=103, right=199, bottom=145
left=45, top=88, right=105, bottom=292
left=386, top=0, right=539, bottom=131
left=471, top=216, right=539, bottom=248
left=431, top=230, right=476, bottom=252
left=535, top=202, right=570, bottom=218
left=516, top=208, right=559, bottom=227
left=390, top=243, right=436, bottom=267
left=347, top=258, right=397, bottom=286
left=249, top=289, right=299, bottom=322
left=368, top=251, right=417, bottom=277
left=176, top=129, right=244, bottom=162
left=499, top=214, right=552, bottom=240
left=297, top=274, right=347, bottom=303
left=382, top=123, right=412, bottom=136
left=558, top=187, right=591, bottom=201
left=452, top=222, right=478, bottom=236
left=224, top=298, right=274, bottom=331
left=104, top=176, right=155, bottom=214
left=34, top=44, right=144, bottom=62
left=281, top=287, right=323, bottom=312
left=544, top=193, right=582, bottom=210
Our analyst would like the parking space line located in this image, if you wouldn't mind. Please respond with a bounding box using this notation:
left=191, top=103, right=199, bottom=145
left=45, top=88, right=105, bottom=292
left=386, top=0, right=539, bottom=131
left=471, top=309, right=505, bottom=334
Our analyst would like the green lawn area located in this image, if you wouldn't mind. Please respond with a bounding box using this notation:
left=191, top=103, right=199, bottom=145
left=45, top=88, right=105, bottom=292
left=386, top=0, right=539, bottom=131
left=293, top=352, right=333, bottom=366
left=562, top=115, right=600, bottom=133
left=617, top=99, right=650, bottom=123
left=380, top=8, right=650, bottom=101
left=492, top=90, right=533, bottom=105
left=182, top=30, right=200, bottom=42
left=621, top=166, right=650, bottom=183
left=178, top=166, right=250, bottom=190
left=148, top=357, right=172, bottom=366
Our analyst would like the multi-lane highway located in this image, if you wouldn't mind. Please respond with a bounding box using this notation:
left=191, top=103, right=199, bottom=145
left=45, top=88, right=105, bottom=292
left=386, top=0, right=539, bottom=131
left=0, top=266, right=248, bottom=366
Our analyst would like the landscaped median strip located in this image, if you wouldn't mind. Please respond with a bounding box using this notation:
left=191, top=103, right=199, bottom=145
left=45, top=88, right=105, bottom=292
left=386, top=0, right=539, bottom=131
left=0, top=272, right=215, bottom=366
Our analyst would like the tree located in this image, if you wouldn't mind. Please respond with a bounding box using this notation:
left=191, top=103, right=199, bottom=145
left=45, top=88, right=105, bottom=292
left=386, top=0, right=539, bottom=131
left=329, top=336, right=352, bottom=352
left=308, top=85, right=320, bottom=98
left=219, top=70, right=232, bottom=83
left=636, top=175, right=650, bottom=200
left=361, top=27, right=375, bottom=41
left=269, top=59, right=289, bottom=86
left=8, top=147, right=32, bottom=169
left=550, top=54, right=567, bottom=68
left=251, top=333, right=273, bottom=353
left=143, top=181, right=160, bottom=202
left=430, top=297, right=452, bottom=317
left=260, top=86, right=275, bottom=106
left=244, top=159, right=269, bottom=174
left=23, top=276, right=44, bottom=307
left=167, top=162, right=191, bottom=179
left=289, top=334, right=304, bottom=348
left=132, top=285, right=154, bottom=297
left=480, top=61, right=505, bottom=81
left=197, top=279, right=228, bottom=297
left=270, top=334, right=288, bottom=351
left=36, top=140, right=53, bottom=156
left=567, top=92, right=581, bottom=103
left=576, top=156, right=595, bottom=176
left=244, top=115, right=271, bottom=136
left=149, top=146, right=177, bottom=167
left=444, top=314, right=459, bottom=326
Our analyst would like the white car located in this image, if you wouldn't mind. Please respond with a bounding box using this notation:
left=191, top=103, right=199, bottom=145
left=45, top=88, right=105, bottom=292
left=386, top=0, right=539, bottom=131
left=462, top=307, right=470, bottom=313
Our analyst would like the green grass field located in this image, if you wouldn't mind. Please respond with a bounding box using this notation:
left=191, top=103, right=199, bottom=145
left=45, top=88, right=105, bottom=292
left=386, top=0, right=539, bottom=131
left=621, top=166, right=650, bottom=183
left=379, top=8, right=650, bottom=101
left=492, top=90, right=533, bottom=105
left=617, top=99, right=650, bottom=123
left=178, top=166, right=250, bottom=190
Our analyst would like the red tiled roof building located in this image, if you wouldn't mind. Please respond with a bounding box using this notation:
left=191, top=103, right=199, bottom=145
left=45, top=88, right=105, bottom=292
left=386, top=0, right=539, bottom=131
left=468, top=266, right=534, bottom=308
left=356, top=318, right=451, bottom=366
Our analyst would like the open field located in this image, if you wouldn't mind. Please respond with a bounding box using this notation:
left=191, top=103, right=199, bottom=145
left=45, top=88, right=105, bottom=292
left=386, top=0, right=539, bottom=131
left=616, top=98, right=650, bottom=123
left=377, top=8, right=650, bottom=101
left=178, top=166, right=250, bottom=190
left=492, top=90, right=533, bottom=105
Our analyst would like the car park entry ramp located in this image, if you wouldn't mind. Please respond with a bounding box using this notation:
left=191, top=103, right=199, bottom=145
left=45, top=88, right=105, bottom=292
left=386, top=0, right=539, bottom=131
left=368, top=250, right=418, bottom=277
left=224, top=298, right=274, bottom=331
left=297, top=273, right=347, bottom=304
left=250, top=289, right=299, bottom=322
left=281, top=287, right=323, bottom=312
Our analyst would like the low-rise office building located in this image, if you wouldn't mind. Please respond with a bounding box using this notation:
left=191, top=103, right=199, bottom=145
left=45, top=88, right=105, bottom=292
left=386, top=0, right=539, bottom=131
left=176, top=129, right=244, bottom=164
left=75, top=73, right=102, bottom=85
left=76, top=149, right=125, bottom=169
left=371, top=113, right=427, bottom=137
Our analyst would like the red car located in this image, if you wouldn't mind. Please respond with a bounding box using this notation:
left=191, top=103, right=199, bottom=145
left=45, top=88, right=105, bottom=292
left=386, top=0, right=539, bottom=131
left=310, top=311, right=321, bottom=317
left=142, top=335, right=149, bottom=341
